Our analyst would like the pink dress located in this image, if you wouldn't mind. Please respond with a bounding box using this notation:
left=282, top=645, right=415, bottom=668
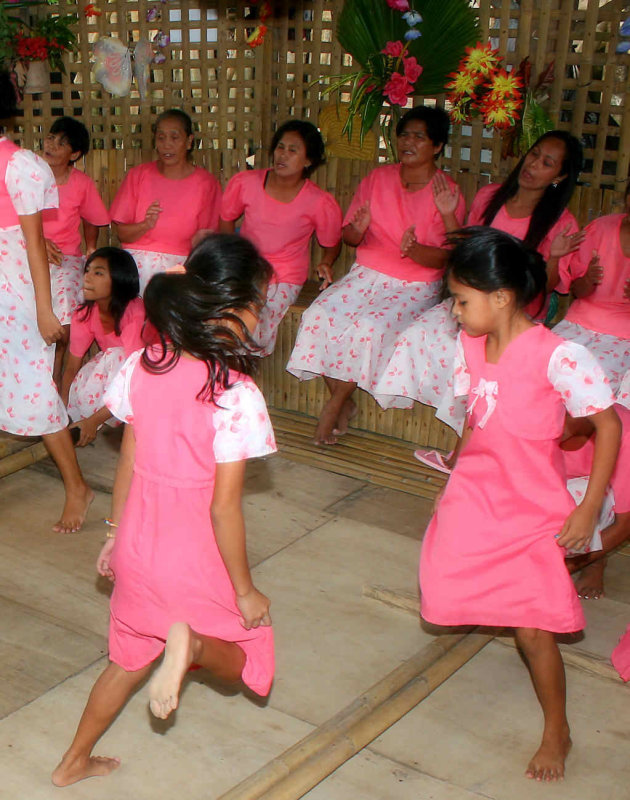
left=287, top=165, right=465, bottom=390
left=67, top=298, right=147, bottom=423
left=612, top=626, right=630, bottom=681
left=372, top=183, right=579, bottom=434
left=220, top=169, right=342, bottom=356
left=420, top=325, right=614, bottom=632
left=110, top=162, right=222, bottom=293
left=0, top=137, right=67, bottom=436
left=104, top=350, right=277, bottom=695
left=42, top=169, right=110, bottom=325
left=553, top=214, right=630, bottom=392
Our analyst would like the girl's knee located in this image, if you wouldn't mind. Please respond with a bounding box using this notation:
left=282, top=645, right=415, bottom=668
left=515, top=627, right=553, bottom=654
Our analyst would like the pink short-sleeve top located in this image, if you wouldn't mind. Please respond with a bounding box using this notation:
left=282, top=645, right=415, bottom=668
left=220, top=169, right=342, bottom=286
left=563, top=403, right=630, bottom=514
left=343, top=164, right=466, bottom=283
left=69, top=296, right=146, bottom=359
left=467, top=183, right=578, bottom=288
left=110, top=162, right=222, bottom=256
left=564, top=214, right=630, bottom=338
left=42, top=169, right=110, bottom=256
left=0, top=137, right=58, bottom=225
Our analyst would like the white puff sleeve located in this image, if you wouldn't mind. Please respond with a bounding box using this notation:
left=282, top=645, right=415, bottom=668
left=5, top=149, right=58, bottom=215
left=452, top=332, right=471, bottom=398
left=548, top=341, right=615, bottom=417
left=104, top=349, right=143, bottom=424
left=213, top=378, right=277, bottom=463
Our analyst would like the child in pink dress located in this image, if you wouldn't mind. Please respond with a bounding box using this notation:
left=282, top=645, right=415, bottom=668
left=420, top=227, right=620, bottom=781
left=553, top=183, right=630, bottom=392
left=61, top=247, right=146, bottom=446
left=287, top=106, right=466, bottom=444
left=42, top=117, right=110, bottom=384
left=374, top=132, right=583, bottom=461
left=110, top=109, right=222, bottom=293
left=0, top=72, right=92, bottom=533
left=220, top=120, right=342, bottom=356
left=52, top=234, right=276, bottom=787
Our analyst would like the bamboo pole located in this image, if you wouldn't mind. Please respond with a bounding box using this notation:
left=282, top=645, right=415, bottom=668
left=217, top=631, right=492, bottom=800
left=0, top=442, right=49, bottom=479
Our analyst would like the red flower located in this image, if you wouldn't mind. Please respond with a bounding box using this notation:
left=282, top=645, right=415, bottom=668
left=381, top=40, right=404, bottom=58
left=84, top=3, right=102, bottom=16
left=386, top=0, right=410, bottom=10
left=383, top=72, right=413, bottom=106
left=403, top=55, right=422, bottom=84
left=247, top=24, right=267, bottom=48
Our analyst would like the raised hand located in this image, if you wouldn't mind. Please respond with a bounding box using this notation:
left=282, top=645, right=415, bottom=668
left=432, top=172, right=459, bottom=217
left=144, top=200, right=163, bottom=230
left=550, top=225, right=586, bottom=258
left=348, top=202, right=370, bottom=235
left=400, top=225, right=418, bottom=258
left=585, top=250, right=603, bottom=286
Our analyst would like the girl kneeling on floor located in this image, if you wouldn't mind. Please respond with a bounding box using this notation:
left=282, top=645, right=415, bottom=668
left=420, top=227, right=621, bottom=782
left=52, top=234, right=276, bottom=787
left=60, top=247, right=146, bottom=446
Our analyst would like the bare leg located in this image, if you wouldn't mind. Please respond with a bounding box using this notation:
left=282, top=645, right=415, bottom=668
left=52, top=661, right=152, bottom=787
left=42, top=428, right=94, bottom=533
left=53, top=325, right=70, bottom=390
left=515, top=627, right=571, bottom=781
left=148, top=622, right=246, bottom=720
left=315, top=377, right=357, bottom=445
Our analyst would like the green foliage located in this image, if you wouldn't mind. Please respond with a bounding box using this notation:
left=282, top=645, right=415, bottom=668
left=519, top=90, right=554, bottom=155
left=31, top=13, right=79, bottom=71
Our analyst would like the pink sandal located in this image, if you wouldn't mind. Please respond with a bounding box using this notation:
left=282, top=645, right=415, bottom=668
left=413, top=449, right=453, bottom=474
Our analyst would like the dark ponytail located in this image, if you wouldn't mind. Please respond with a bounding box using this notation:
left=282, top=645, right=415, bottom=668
left=447, top=227, right=547, bottom=311
left=482, top=131, right=583, bottom=250
left=142, top=234, right=272, bottom=401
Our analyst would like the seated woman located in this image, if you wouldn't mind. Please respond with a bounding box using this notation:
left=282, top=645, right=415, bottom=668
left=371, top=131, right=584, bottom=470
left=553, top=181, right=630, bottom=393
left=562, top=404, right=630, bottom=600
left=110, top=109, right=221, bottom=293
left=220, top=120, right=342, bottom=356
left=42, top=117, right=110, bottom=386
left=287, top=106, right=465, bottom=444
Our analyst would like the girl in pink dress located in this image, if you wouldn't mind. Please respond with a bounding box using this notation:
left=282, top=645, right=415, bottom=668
left=373, top=132, right=584, bottom=465
left=52, top=234, right=276, bottom=787
left=287, top=106, right=466, bottom=444
left=110, top=109, right=222, bottom=293
left=42, top=117, right=110, bottom=385
left=420, top=227, right=620, bottom=781
left=220, top=120, right=342, bottom=356
left=553, top=182, right=630, bottom=392
left=612, top=626, right=630, bottom=680
left=0, top=72, right=92, bottom=533
left=61, top=247, right=145, bottom=446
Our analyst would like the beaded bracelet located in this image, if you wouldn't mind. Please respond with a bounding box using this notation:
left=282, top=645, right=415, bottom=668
left=104, top=518, right=118, bottom=540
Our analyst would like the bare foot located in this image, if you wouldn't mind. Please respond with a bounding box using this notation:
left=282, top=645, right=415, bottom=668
left=51, top=752, right=121, bottom=787
left=525, top=730, right=572, bottom=782
left=52, top=484, right=94, bottom=534
left=313, top=401, right=340, bottom=446
left=332, top=398, right=357, bottom=436
left=575, top=560, right=605, bottom=599
left=148, top=622, right=194, bottom=719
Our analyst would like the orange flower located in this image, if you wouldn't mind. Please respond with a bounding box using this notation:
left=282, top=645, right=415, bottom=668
left=445, top=68, right=482, bottom=98
left=479, top=96, right=522, bottom=129
left=85, top=3, right=102, bottom=17
left=460, top=42, right=501, bottom=76
left=486, top=67, right=523, bottom=101
left=247, top=24, right=267, bottom=47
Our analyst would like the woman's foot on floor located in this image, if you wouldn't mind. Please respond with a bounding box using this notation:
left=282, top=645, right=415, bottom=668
left=574, top=559, right=606, bottom=599
left=525, top=730, right=572, bottom=782
left=332, top=399, right=357, bottom=436
left=313, top=401, right=340, bottom=445
left=52, top=484, right=94, bottom=533
left=148, top=622, right=194, bottom=719
left=51, top=753, right=121, bottom=787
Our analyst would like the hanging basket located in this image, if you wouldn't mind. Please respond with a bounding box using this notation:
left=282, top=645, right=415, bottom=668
left=23, top=60, right=50, bottom=94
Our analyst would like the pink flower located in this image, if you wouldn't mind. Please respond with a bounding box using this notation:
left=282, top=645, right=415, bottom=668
left=403, top=55, right=423, bottom=84
left=386, top=0, right=410, bottom=10
left=381, top=40, right=405, bottom=58
left=383, top=72, right=413, bottom=106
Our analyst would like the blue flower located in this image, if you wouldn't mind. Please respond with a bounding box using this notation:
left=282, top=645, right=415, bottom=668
left=404, top=28, right=422, bottom=41
left=616, top=40, right=630, bottom=53
left=621, top=17, right=630, bottom=36
left=402, top=11, right=423, bottom=26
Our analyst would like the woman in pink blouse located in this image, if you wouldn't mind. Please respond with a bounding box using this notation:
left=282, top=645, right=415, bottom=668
left=110, top=109, right=221, bottom=293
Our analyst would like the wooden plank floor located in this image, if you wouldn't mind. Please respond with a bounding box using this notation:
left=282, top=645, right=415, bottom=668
left=268, top=408, right=448, bottom=500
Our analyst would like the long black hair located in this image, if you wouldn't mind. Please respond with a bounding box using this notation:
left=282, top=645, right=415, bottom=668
left=142, top=234, right=273, bottom=402
left=447, top=227, right=547, bottom=311
left=481, top=130, right=583, bottom=250
left=75, top=247, right=140, bottom=335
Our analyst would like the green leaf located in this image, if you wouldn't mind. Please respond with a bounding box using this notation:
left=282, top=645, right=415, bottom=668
left=519, top=91, right=554, bottom=154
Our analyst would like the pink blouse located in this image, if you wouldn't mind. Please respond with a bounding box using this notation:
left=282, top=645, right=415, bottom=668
left=69, top=296, right=146, bottom=358
left=220, top=169, right=342, bottom=286
left=42, top=169, right=110, bottom=256
left=343, top=164, right=466, bottom=283
left=110, top=162, right=221, bottom=256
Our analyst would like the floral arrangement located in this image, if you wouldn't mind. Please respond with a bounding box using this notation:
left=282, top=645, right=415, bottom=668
left=0, top=1, right=77, bottom=73
left=501, top=57, right=555, bottom=158
left=445, top=42, right=523, bottom=130
left=316, top=0, right=478, bottom=157
left=245, top=0, right=272, bottom=49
